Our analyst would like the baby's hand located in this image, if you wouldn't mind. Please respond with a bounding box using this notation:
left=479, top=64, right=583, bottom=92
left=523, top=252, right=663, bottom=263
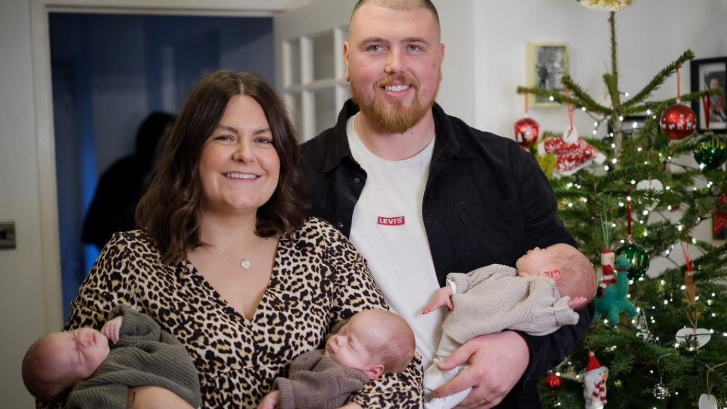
left=422, top=286, right=454, bottom=314
left=101, top=316, right=124, bottom=344
left=567, top=297, right=588, bottom=311
left=258, top=390, right=280, bottom=409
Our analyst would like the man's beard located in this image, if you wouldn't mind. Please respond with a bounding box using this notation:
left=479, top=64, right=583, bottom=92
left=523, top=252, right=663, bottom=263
left=351, top=75, right=438, bottom=134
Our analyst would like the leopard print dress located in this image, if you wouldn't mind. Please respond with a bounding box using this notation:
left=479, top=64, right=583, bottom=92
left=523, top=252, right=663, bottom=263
left=51, top=217, right=422, bottom=408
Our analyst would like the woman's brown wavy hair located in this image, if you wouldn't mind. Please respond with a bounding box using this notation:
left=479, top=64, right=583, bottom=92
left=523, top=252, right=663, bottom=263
left=136, top=70, right=308, bottom=264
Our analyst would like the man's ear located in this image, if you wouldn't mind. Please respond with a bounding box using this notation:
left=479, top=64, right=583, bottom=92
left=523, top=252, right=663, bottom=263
left=364, top=364, right=385, bottom=380
left=543, top=269, right=562, bottom=280
left=344, top=41, right=351, bottom=82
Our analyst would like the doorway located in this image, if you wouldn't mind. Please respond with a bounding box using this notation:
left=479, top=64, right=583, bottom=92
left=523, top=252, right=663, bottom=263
left=49, top=12, right=273, bottom=319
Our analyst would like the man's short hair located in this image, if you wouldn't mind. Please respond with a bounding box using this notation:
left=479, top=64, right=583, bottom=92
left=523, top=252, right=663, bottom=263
left=351, top=0, right=440, bottom=25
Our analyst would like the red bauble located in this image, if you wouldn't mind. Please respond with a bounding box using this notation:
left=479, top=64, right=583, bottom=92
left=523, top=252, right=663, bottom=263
left=543, top=371, right=562, bottom=391
left=514, top=117, right=540, bottom=148
left=660, top=104, right=697, bottom=140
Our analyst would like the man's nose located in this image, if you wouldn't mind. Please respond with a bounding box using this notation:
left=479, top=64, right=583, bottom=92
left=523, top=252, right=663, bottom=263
left=385, top=49, right=404, bottom=73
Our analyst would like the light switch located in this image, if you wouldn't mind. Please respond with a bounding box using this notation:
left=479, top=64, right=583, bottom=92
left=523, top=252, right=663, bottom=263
left=0, top=221, right=16, bottom=249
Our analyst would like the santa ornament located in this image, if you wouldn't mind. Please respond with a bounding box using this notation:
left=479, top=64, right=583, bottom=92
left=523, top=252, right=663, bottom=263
left=598, top=249, right=616, bottom=297
left=584, top=350, right=608, bottom=409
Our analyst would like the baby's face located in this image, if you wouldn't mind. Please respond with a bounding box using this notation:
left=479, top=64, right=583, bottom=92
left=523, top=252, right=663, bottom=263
left=324, top=313, right=382, bottom=372
left=515, top=244, right=565, bottom=277
left=45, top=327, right=110, bottom=381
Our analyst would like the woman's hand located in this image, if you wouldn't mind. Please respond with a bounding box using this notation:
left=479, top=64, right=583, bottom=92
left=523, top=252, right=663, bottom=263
left=101, top=316, right=124, bottom=344
left=422, top=286, right=454, bottom=314
left=337, top=403, right=363, bottom=409
left=433, top=331, right=529, bottom=408
left=258, top=391, right=280, bottom=409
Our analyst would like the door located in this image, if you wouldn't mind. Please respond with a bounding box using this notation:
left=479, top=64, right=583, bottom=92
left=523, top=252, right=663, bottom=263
left=274, top=0, right=356, bottom=142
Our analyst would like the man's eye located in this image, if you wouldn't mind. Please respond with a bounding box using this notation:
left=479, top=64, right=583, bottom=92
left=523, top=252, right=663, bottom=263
left=408, top=45, right=421, bottom=52
left=368, top=45, right=384, bottom=52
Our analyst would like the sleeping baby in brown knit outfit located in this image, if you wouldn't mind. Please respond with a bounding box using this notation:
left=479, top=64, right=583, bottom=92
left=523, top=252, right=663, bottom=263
left=421, top=243, right=596, bottom=409
left=258, top=309, right=415, bottom=409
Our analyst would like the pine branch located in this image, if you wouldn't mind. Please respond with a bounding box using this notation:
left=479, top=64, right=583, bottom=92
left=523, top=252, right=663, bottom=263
left=620, top=49, right=696, bottom=111
left=561, top=75, right=612, bottom=114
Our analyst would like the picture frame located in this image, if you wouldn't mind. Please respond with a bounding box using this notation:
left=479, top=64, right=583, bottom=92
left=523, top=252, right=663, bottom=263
left=690, top=57, right=727, bottom=133
left=526, top=42, right=570, bottom=107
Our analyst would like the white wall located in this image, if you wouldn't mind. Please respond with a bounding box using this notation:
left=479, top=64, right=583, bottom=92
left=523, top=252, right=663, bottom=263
left=0, top=1, right=51, bottom=407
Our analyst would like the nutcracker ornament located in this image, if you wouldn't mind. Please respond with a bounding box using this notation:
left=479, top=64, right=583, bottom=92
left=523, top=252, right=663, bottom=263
left=583, top=350, right=608, bottom=409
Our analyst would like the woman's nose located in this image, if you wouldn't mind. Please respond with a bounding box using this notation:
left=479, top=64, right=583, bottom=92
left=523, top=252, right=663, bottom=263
left=233, top=142, right=254, bottom=163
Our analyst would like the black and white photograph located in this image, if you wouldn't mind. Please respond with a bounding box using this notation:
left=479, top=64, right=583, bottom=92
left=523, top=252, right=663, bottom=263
left=690, top=57, right=727, bottom=133
left=527, top=42, right=569, bottom=106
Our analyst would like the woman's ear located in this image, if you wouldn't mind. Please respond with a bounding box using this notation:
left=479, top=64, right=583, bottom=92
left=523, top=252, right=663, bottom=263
left=364, top=363, right=385, bottom=380
left=542, top=269, right=562, bottom=280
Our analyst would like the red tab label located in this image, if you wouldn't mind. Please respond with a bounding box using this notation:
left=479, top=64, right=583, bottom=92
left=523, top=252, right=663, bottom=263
left=377, top=216, right=405, bottom=226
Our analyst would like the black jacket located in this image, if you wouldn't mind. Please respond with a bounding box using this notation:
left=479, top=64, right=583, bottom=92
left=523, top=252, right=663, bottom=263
left=299, top=100, right=594, bottom=408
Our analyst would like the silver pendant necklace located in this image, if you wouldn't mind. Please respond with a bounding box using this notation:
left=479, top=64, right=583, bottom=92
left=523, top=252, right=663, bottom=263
left=207, top=236, right=264, bottom=270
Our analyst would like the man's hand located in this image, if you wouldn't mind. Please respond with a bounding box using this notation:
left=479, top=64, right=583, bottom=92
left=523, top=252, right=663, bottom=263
left=101, top=316, right=124, bottom=344
left=422, top=286, right=454, bottom=314
left=433, top=331, right=529, bottom=408
left=258, top=391, right=280, bottom=409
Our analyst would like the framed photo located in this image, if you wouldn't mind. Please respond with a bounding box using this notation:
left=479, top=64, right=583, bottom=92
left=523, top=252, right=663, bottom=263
left=526, top=43, right=569, bottom=107
left=690, top=57, right=727, bottom=133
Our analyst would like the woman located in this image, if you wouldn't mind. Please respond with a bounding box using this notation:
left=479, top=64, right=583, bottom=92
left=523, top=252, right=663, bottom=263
left=51, top=71, right=421, bottom=408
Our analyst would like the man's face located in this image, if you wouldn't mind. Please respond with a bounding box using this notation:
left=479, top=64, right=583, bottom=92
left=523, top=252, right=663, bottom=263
left=345, top=3, right=444, bottom=134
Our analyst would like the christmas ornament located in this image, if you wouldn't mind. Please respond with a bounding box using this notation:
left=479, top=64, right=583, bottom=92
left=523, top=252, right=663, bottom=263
left=597, top=249, right=616, bottom=297
left=577, top=0, right=635, bottom=11
left=660, top=104, right=697, bottom=140
left=536, top=153, right=557, bottom=180
left=699, top=394, right=718, bottom=409
left=693, top=132, right=727, bottom=170
left=576, top=0, right=635, bottom=11
left=543, top=371, right=562, bottom=391
left=653, top=383, right=671, bottom=399
left=715, top=193, right=727, bottom=237
left=675, top=327, right=711, bottom=349
left=594, top=255, right=637, bottom=324
left=615, top=238, right=650, bottom=278
left=634, top=308, right=653, bottom=341
left=514, top=117, right=540, bottom=148
left=537, top=126, right=606, bottom=177
left=584, top=350, right=608, bottom=409
left=635, top=179, right=663, bottom=192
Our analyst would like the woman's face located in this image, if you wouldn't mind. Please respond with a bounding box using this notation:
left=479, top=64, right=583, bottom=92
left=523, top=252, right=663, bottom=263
left=199, top=95, right=280, bottom=217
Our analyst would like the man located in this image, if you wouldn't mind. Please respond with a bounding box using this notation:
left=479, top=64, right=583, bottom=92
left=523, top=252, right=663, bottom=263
left=299, top=1, right=593, bottom=408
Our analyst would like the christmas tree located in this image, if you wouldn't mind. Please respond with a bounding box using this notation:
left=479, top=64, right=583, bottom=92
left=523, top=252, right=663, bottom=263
left=517, top=7, right=727, bottom=409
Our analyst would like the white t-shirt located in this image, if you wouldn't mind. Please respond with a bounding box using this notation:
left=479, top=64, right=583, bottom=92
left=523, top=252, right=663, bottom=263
left=347, top=114, right=443, bottom=367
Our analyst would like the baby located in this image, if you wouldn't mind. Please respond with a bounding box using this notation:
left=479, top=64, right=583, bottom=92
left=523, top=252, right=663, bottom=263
left=422, top=243, right=596, bottom=409
left=258, top=309, right=416, bottom=409
left=22, top=305, right=201, bottom=409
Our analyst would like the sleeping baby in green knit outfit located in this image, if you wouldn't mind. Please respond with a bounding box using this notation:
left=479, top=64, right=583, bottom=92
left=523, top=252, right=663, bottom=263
left=22, top=305, right=201, bottom=409
left=421, top=243, right=597, bottom=409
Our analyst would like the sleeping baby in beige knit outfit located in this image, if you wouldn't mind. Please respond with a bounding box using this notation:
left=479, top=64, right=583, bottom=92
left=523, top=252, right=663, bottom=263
left=421, top=243, right=596, bottom=409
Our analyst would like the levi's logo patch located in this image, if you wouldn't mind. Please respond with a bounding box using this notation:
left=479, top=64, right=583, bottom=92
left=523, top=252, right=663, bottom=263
left=377, top=216, right=405, bottom=226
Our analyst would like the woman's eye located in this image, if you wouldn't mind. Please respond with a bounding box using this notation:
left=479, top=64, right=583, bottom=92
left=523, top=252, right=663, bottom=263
left=255, top=137, right=273, bottom=144
left=215, top=135, right=233, bottom=141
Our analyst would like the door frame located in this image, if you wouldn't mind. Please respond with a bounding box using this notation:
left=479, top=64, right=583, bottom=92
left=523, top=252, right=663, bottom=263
left=29, top=0, right=297, bottom=332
